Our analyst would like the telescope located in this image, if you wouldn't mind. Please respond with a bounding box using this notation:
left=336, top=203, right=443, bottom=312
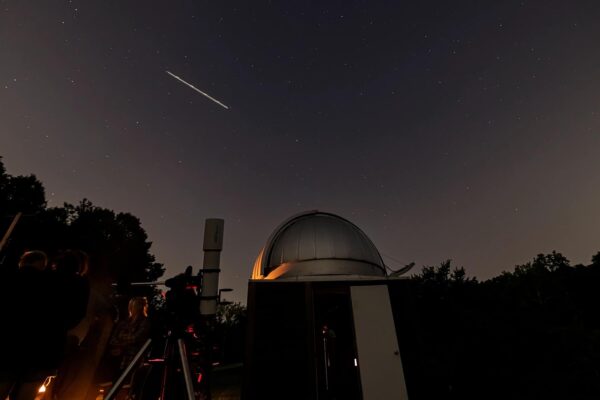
left=105, top=218, right=226, bottom=400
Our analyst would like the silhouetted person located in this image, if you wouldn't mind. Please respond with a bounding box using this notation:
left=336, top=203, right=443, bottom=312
left=52, top=250, right=93, bottom=399
left=0, top=249, right=91, bottom=400
left=40, top=250, right=90, bottom=392
left=108, top=297, right=151, bottom=371
left=94, top=296, right=151, bottom=394
left=0, top=250, right=51, bottom=400
left=51, top=250, right=90, bottom=332
left=65, top=271, right=117, bottom=400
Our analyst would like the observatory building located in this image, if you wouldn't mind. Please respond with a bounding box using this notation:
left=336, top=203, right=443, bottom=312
left=244, top=211, right=410, bottom=400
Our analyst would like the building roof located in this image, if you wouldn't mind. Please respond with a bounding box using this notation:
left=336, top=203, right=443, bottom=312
left=251, top=211, right=386, bottom=280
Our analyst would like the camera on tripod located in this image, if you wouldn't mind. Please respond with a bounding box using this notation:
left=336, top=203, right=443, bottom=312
left=163, top=265, right=203, bottom=331
left=105, top=264, right=227, bottom=400
left=103, top=218, right=226, bottom=400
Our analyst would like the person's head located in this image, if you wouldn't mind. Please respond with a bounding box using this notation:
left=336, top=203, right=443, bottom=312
left=18, top=250, right=48, bottom=271
left=128, top=297, right=148, bottom=319
left=52, top=249, right=89, bottom=276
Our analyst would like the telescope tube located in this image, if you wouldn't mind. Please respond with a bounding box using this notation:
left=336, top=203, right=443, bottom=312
left=199, top=218, right=224, bottom=316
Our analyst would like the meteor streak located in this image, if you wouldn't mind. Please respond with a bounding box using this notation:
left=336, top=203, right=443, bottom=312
left=165, top=71, right=229, bottom=110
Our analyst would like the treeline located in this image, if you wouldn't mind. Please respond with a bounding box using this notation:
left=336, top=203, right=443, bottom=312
left=397, top=253, right=600, bottom=400
left=4, top=157, right=600, bottom=397
left=0, top=156, right=164, bottom=287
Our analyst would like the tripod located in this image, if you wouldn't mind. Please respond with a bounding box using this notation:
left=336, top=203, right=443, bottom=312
left=104, top=331, right=197, bottom=400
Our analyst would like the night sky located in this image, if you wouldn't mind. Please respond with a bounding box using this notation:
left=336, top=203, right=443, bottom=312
left=2, top=1, right=600, bottom=303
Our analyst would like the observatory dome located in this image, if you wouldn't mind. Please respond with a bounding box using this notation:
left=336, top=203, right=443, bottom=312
left=251, top=211, right=386, bottom=280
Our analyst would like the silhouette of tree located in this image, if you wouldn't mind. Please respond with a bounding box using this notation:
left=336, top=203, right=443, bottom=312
left=398, top=253, right=600, bottom=400
left=0, top=157, right=163, bottom=285
left=591, top=251, right=600, bottom=267
left=64, top=199, right=164, bottom=283
left=0, top=156, right=46, bottom=215
left=216, top=302, right=247, bottom=363
left=217, top=302, right=246, bottom=327
left=0, top=157, right=7, bottom=194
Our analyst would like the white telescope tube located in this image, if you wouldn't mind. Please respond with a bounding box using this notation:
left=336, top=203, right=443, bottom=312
left=199, top=218, right=224, bottom=316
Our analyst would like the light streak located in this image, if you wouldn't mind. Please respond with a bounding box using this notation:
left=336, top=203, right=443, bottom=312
left=165, top=71, right=229, bottom=110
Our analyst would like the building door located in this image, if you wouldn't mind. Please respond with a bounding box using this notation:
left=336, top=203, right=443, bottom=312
left=313, top=287, right=361, bottom=400
left=351, top=285, right=409, bottom=400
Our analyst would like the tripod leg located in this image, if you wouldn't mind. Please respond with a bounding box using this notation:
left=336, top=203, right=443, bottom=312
left=177, top=339, right=196, bottom=400
left=159, top=339, right=173, bottom=400
left=104, top=339, right=152, bottom=400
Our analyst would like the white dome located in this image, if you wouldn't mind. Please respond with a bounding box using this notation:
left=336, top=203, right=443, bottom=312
left=252, top=211, right=386, bottom=280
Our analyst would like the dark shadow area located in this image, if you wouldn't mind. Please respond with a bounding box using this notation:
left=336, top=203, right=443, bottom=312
left=390, top=256, right=600, bottom=400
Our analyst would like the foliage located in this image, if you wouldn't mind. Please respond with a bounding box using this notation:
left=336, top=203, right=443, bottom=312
left=0, top=156, right=46, bottom=215
left=0, top=157, right=164, bottom=285
left=217, top=302, right=247, bottom=327
left=63, top=199, right=164, bottom=282
left=216, top=302, right=247, bottom=363
left=401, top=253, right=600, bottom=400
left=413, top=259, right=477, bottom=285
